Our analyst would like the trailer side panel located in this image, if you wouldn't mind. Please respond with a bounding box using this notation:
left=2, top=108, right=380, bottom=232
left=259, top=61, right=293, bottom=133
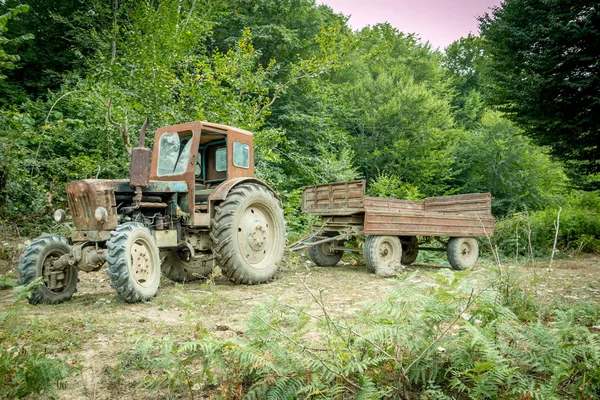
left=364, top=211, right=495, bottom=237
left=302, top=180, right=365, bottom=216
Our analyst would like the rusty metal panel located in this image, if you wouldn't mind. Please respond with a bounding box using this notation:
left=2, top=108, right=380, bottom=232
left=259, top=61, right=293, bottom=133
left=424, top=193, right=492, bottom=215
left=302, top=180, right=366, bottom=216
left=129, top=147, right=151, bottom=187
left=364, top=211, right=495, bottom=237
left=364, top=197, right=425, bottom=212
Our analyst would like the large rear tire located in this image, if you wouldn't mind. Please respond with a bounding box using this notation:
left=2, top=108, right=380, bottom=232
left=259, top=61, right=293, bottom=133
left=17, top=235, right=78, bottom=305
left=210, top=183, right=285, bottom=284
left=447, top=237, right=479, bottom=270
left=308, top=232, right=343, bottom=267
left=364, top=235, right=402, bottom=273
left=160, top=249, right=214, bottom=283
left=106, top=223, right=161, bottom=302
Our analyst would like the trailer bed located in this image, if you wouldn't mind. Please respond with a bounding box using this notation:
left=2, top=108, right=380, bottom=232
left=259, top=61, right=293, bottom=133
left=302, top=180, right=494, bottom=238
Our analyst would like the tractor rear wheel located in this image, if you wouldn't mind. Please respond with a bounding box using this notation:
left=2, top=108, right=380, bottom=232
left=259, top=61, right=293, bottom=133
left=106, top=223, right=161, bottom=302
left=211, top=183, right=285, bottom=284
left=364, top=235, right=402, bottom=273
left=160, top=249, right=214, bottom=283
left=17, top=235, right=78, bottom=304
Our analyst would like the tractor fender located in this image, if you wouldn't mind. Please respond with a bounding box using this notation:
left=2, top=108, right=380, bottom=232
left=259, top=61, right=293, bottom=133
left=208, top=177, right=280, bottom=203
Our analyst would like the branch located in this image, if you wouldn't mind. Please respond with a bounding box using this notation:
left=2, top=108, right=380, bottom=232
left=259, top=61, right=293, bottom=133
left=107, top=98, right=131, bottom=153
left=548, top=207, right=562, bottom=272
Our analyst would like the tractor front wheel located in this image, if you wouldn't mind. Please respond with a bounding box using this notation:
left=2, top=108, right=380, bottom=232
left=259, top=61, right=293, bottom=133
left=211, top=183, right=285, bottom=284
left=17, top=235, right=78, bottom=305
left=106, top=223, right=161, bottom=302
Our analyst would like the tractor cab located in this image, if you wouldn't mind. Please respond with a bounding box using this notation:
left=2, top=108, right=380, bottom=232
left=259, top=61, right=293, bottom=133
left=150, top=121, right=254, bottom=226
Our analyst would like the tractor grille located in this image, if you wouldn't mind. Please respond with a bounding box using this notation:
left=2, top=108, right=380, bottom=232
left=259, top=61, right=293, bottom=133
left=67, top=191, right=93, bottom=218
left=65, top=180, right=118, bottom=231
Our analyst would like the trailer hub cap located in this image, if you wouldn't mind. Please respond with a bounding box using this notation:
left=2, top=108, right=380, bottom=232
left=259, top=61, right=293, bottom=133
left=378, top=242, right=393, bottom=262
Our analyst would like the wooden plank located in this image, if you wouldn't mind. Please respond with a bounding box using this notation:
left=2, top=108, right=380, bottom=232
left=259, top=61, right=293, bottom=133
left=424, top=192, right=492, bottom=214
left=364, top=211, right=494, bottom=237
left=364, top=197, right=425, bottom=212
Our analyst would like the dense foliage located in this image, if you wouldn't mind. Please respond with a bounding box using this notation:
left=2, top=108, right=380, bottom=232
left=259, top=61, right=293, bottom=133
left=479, top=0, right=600, bottom=183
left=0, top=0, right=597, bottom=248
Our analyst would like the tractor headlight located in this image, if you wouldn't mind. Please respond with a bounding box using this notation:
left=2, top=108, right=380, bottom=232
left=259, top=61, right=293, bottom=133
left=53, top=209, right=67, bottom=224
left=94, top=207, right=108, bottom=222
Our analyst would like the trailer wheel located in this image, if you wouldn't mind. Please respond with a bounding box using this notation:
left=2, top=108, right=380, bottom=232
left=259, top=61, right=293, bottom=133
left=400, top=236, right=419, bottom=265
left=161, top=250, right=214, bottom=283
left=106, top=223, right=161, bottom=302
left=17, top=235, right=78, bottom=305
left=364, top=235, right=402, bottom=273
left=308, top=233, right=343, bottom=267
left=447, top=237, right=479, bottom=270
left=211, top=183, right=285, bottom=284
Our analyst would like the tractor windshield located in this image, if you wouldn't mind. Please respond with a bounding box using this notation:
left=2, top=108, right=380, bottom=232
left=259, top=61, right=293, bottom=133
left=157, top=133, right=192, bottom=176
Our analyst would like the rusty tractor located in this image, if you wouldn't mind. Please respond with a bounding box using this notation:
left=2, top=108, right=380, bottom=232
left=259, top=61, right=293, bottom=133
left=18, top=121, right=286, bottom=304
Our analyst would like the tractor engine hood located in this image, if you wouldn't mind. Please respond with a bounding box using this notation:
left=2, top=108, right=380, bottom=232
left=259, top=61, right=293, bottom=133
left=65, top=179, right=188, bottom=232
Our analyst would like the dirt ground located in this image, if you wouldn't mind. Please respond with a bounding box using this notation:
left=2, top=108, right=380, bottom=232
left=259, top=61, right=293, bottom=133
left=1, top=245, right=599, bottom=399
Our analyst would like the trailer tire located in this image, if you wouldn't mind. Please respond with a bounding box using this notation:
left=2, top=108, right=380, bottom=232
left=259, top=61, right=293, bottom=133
left=18, top=235, right=78, bottom=305
left=364, top=235, right=402, bottom=273
left=106, top=223, right=161, bottom=302
left=211, top=183, right=285, bottom=284
left=308, top=233, right=343, bottom=267
left=447, top=237, right=479, bottom=270
left=161, top=250, right=214, bottom=283
left=400, top=236, right=419, bottom=265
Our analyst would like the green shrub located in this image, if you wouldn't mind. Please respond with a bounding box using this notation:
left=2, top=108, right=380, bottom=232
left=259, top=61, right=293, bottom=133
left=494, top=192, right=600, bottom=257
left=368, top=171, right=425, bottom=200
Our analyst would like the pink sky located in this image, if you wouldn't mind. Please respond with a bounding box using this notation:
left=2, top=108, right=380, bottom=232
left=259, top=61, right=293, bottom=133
left=320, top=0, right=502, bottom=49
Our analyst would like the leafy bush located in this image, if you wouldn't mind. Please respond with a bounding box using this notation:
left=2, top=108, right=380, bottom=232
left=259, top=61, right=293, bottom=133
left=494, top=191, right=600, bottom=257
left=368, top=171, right=424, bottom=200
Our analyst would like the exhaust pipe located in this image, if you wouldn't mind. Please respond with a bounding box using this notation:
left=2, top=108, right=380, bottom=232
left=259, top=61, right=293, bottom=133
left=130, top=118, right=151, bottom=208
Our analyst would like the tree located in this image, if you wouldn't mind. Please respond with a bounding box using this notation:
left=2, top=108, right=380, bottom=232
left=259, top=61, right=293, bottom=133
left=452, top=111, right=567, bottom=216
left=479, top=0, right=600, bottom=183
left=0, top=5, right=32, bottom=80
left=443, top=34, right=486, bottom=130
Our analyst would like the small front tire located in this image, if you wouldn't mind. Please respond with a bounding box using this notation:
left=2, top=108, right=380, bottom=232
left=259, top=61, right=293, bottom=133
left=106, top=223, right=161, bottom=302
left=447, top=237, right=479, bottom=270
left=308, top=233, right=343, bottom=267
left=17, top=235, right=78, bottom=305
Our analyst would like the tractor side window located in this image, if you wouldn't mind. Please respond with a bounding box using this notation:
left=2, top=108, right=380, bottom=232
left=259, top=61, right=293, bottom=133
left=157, top=133, right=192, bottom=176
left=215, top=148, right=227, bottom=172
left=233, top=142, right=249, bottom=168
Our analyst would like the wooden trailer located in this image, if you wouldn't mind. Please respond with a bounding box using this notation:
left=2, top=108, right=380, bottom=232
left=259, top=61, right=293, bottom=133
left=290, top=180, right=495, bottom=272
